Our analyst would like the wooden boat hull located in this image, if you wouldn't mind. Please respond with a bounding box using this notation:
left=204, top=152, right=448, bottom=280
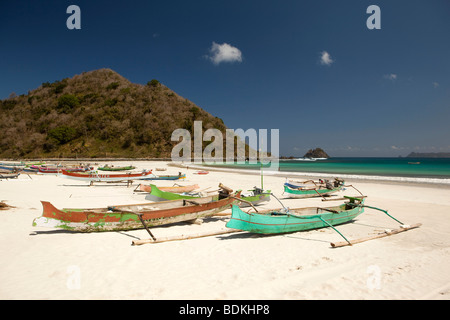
left=283, top=185, right=343, bottom=198
left=33, top=191, right=241, bottom=232
left=140, top=173, right=186, bottom=180
left=239, top=189, right=271, bottom=207
left=226, top=198, right=365, bottom=234
left=98, top=166, right=136, bottom=171
left=145, top=184, right=209, bottom=202
left=138, top=184, right=199, bottom=193
left=61, top=169, right=152, bottom=182
left=36, top=166, right=93, bottom=174
left=0, top=173, right=20, bottom=179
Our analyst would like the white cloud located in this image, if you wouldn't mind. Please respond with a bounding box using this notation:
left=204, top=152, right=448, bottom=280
left=319, top=51, right=334, bottom=66
left=207, top=42, right=243, bottom=65
left=384, top=73, right=397, bottom=80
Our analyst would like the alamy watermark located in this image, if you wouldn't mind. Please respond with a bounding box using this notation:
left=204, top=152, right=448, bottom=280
left=171, top=121, right=279, bottom=170
left=66, top=5, right=381, bottom=30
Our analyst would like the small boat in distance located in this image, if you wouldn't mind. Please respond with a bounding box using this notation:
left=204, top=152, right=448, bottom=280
left=283, top=178, right=345, bottom=199
left=194, top=170, right=209, bottom=175
left=140, top=172, right=186, bottom=181
left=61, top=169, right=153, bottom=182
left=136, top=184, right=200, bottom=194
left=98, top=165, right=136, bottom=171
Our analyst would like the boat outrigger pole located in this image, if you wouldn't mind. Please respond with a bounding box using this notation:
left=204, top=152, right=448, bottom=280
left=360, top=204, right=404, bottom=225
left=318, top=216, right=352, bottom=246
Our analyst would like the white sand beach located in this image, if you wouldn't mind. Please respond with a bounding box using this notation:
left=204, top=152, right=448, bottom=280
left=0, top=161, right=449, bottom=300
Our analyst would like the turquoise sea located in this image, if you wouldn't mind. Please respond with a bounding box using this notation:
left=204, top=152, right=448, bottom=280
left=209, top=157, right=450, bottom=183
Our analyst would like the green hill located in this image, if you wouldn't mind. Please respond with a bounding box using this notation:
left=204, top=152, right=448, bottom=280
left=0, top=69, right=228, bottom=159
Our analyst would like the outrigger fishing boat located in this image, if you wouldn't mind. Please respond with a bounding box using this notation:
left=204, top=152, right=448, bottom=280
left=36, top=166, right=94, bottom=174
left=140, top=172, right=186, bottom=181
left=97, top=165, right=136, bottom=171
left=145, top=184, right=207, bottom=202
left=239, top=187, right=271, bottom=207
left=227, top=195, right=421, bottom=247
left=0, top=172, right=20, bottom=179
left=227, top=196, right=366, bottom=234
left=145, top=183, right=270, bottom=207
left=32, top=185, right=241, bottom=232
left=136, top=184, right=200, bottom=194
left=283, top=178, right=345, bottom=199
left=61, top=169, right=153, bottom=182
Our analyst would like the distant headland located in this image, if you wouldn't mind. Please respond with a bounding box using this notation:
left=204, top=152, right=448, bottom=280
left=406, top=152, right=450, bottom=158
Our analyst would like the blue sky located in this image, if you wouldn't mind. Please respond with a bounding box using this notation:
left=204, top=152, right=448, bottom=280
left=1, top=0, right=449, bottom=157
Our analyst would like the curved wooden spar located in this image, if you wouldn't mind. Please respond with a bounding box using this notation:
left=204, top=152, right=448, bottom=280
left=331, top=223, right=422, bottom=248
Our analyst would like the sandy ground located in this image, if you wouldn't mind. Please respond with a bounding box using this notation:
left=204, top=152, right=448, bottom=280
left=0, top=160, right=449, bottom=300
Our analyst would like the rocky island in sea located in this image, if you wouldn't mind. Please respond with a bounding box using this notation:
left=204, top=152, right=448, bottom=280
left=303, top=148, right=329, bottom=159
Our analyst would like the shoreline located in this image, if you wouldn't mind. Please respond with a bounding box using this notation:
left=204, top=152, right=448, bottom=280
left=169, top=162, right=450, bottom=187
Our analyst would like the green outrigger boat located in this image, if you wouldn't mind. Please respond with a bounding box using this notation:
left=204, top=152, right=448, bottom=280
left=98, top=165, right=136, bottom=171
left=239, top=187, right=271, bottom=207
left=145, top=184, right=270, bottom=207
left=226, top=195, right=421, bottom=247
left=227, top=196, right=365, bottom=234
left=283, top=178, right=345, bottom=199
left=145, top=184, right=214, bottom=202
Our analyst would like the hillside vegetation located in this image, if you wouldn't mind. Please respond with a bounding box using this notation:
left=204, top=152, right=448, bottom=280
left=0, top=69, right=228, bottom=159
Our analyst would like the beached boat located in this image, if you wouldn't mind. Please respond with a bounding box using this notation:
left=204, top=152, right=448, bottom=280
left=98, top=165, right=136, bottom=171
left=36, top=165, right=94, bottom=174
left=61, top=169, right=153, bottom=182
left=145, top=184, right=208, bottom=202
left=226, top=196, right=365, bottom=234
left=145, top=183, right=271, bottom=207
left=283, top=178, right=344, bottom=199
left=0, top=172, right=20, bottom=179
left=0, top=164, right=24, bottom=171
left=32, top=188, right=241, bottom=232
left=239, top=187, right=271, bottom=207
left=137, top=184, right=200, bottom=194
left=194, top=170, right=209, bottom=175
left=140, top=172, right=186, bottom=180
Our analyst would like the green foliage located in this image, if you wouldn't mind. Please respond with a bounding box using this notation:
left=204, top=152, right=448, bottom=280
left=53, top=81, right=68, bottom=94
left=57, top=94, right=80, bottom=113
left=147, top=79, right=160, bottom=87
left=0, top=99, right=17, bottom=111
left=104, top=98, right=118, bottom=107
left=106, top=82, right=120, bottom=90
left=47, top=126, right=77, bottom=145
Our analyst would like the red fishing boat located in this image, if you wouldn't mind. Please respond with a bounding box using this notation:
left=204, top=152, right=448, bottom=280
left=32, top=187, right=241, bottom=232
left=61, top=169, right=153, bottom=182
